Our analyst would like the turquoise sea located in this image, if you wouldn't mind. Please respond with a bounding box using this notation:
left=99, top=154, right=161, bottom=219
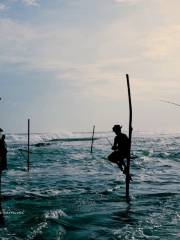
left=0, top=132, right=179, bottom=239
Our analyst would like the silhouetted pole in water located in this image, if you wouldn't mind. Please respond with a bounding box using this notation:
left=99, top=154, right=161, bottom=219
left=126, top=74, right=133, bottom=201
left=27, top=119, right=30, bottom=172
left=91, top=125, right=95, bottom=153
left=0, top=99, right=5, bottom=225
left=0, top=173, right=1, bottom=203
left=0, top=173, right=5, bottom=225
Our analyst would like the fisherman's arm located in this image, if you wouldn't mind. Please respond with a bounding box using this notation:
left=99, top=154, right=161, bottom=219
left=112, top=137, right=118, bottom=150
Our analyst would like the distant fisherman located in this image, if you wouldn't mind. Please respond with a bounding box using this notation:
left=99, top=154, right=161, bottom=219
left=108, top=125, right=129, bottom=175
left=0, top=128, right=8, bottom=172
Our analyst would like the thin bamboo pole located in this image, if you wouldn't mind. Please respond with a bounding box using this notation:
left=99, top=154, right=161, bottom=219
left=27, top=119, right=30, bottom=172
left=90, top=125, right=95, bottom=153
left=0, top=172, right=5, bottom=225
left=0, top=173, right=1, bottom=201
left=126, top=74, right=133, bottom=200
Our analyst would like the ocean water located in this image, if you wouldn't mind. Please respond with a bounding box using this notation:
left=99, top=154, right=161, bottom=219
left=0, top=132, right=179, bottom=240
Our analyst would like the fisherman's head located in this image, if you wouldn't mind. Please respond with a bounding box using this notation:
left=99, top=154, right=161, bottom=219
left=112, top=125, right=122, bottom=135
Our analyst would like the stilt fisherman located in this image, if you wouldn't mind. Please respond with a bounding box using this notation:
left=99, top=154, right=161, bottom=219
left=108, top=125, right=129, bottom=175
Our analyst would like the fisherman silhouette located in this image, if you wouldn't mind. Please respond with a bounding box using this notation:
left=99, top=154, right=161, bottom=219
left=108, top=125, right=129, bottom=174
left=0, top=129, right=7, bottom=171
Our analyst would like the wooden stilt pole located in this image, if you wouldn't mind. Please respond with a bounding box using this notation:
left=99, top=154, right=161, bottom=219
left=0, top=173, right=1, bottom=201
left=27, top=119, right=30, bottom=172
left=90, top=125, right=95, bottom=154
left=126, top=74, right=133, bottom=201
left=0, top=173, right=5, bottom=225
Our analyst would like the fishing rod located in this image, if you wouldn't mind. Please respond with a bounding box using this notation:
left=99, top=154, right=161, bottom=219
left=105, top=137, right=113, bottom=146
left=160, top=100, right=180, bottom=107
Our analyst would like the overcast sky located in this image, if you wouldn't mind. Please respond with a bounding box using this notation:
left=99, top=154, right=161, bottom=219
left=0, top=0, right=180, bottom=133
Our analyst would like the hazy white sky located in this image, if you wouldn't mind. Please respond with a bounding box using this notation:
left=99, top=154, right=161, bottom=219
left=0, top=0, right=180, bottom=133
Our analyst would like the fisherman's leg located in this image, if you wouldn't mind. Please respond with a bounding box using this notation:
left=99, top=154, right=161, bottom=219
left=123, top=165, right=127, bottom=174
left=117, top=157, right=124, bottom=172
left=117, top=157, right=126, bottom=173
left=120, top=158, right=128, bottom=174
left=122, top=159, right=133, bottom=181
left=117, top=161, right=123, bottom=171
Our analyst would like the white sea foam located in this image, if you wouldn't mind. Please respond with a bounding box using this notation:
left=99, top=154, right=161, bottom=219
left=6, top=131, right=104, bottom=145
left=44, top=209, right=67, bottom=220
left=6, top=132, right=74, bottom=144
